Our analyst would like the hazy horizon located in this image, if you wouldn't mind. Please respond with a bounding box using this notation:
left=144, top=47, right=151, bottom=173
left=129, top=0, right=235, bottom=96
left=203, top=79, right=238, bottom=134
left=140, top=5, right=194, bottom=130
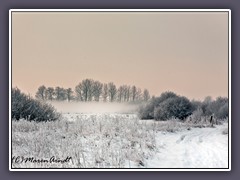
left=12, top=11, right=229, bottom=101
left=49, top=101, right=139, bottom=114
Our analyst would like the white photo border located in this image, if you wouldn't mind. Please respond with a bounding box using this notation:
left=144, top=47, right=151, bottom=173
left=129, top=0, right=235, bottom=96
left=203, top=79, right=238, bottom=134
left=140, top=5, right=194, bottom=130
left=9, top=9, right=231, bottom=171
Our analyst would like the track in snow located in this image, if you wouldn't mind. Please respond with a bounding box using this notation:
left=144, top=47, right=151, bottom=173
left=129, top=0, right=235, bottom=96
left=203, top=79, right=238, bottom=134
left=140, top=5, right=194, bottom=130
left=146, top=124, right=228, bottom=168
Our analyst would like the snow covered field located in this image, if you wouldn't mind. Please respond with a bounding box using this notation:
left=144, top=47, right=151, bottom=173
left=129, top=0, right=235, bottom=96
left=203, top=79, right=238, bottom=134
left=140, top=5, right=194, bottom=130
left=146, top=123, right=228, bottom=168
left=62, top=113, right=228, bottom=168
left=12, top=110, right=228, bottom=169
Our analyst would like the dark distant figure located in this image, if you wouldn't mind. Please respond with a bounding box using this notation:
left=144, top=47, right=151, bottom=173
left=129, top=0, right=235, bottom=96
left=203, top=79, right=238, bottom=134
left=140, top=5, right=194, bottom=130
left=210, top=115, right=214, bottom=127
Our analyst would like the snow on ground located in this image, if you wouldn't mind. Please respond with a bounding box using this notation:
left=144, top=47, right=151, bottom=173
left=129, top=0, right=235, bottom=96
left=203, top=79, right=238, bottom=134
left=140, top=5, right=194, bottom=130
left=145, top=123, right=228, bottom=168
left=62, top=112, right=228, bottom=168
left=12, top=102, right=228, bottom=169
left=62, top=112, right=138, bottom=122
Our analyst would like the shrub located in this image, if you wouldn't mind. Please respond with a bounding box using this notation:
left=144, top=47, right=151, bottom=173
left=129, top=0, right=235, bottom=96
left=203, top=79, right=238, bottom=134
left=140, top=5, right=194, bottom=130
left=138, top=101, right=155, bottom=119
left=153, top=96, right=194, bottom=120
left=139, top=92, right=194, bottom=121
left=12, top=87, right=60, bottom=122
left=186, top=108, right=204, bottom=124
left=198, top=96, right=228, bottom=120
left=217, top=103, right=228, bottom=119
left=209, top=97, right=228, bottom=119
left=138, top=92, right=178, bottom=120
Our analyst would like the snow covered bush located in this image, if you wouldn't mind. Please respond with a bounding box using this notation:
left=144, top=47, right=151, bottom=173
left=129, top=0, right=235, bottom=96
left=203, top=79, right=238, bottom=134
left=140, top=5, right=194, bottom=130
left=153, top=96, right=194, bottom=120
left=12, top=87, right=60, bottom=122
left=209, top=97, right=228, bottom=119
left=138, top=102, right=155, bottom=119
left=186, top=108, right=204, bottom=124
left=194, top=97, right=229, bottom=120
left=217, top=103, right=228, bottom=119
left=138, top=92, right=178, bottom=120
left=139, top=91, right=194, bottom=121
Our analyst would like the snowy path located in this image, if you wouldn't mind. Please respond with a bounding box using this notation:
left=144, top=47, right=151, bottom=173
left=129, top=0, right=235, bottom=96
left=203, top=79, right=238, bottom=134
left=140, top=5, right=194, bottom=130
left=146, top=124, right=228, bottom=168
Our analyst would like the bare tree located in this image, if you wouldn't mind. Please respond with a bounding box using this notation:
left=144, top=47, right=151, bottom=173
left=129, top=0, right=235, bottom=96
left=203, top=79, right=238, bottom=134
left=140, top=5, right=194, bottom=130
left=85, top=79, right=94, bottom=101
left=136, top=88, right=142, bottom=101
left=131, top=85, right=137, bottom=102
left=75, top=83, right=83, bottom=101
left=46, top=87, right=54, bottom=101
left=75, top=79, right=94, bottom=101
left=55, top=87, right=67, bottom=101
left=123, top=85, right=131, bottom=102
left=102, top=83, right=108, bottom=102
left=117, top=85, right=125, bottom=102
left=92, top=81, right=103, bottom=101
left=55, top=87, right=61, bottom=100
left=35, top=85, right=47, bottom=100
left=143, top=89, right=150, bottom=101
left=108, top=82, right=117, bottom=102
left=122, top=85, right=130, bottom=102
left=66, top=88, right=73, bottom=102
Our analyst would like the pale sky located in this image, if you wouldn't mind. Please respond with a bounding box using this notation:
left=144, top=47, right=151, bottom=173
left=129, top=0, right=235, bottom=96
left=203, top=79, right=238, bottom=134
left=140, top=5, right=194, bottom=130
left=12, top=11, right=229, bottom=100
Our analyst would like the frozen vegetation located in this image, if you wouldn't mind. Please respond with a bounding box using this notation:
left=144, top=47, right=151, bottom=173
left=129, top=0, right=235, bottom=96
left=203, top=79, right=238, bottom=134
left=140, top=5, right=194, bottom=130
left=12, top=112, right=228, bottom=168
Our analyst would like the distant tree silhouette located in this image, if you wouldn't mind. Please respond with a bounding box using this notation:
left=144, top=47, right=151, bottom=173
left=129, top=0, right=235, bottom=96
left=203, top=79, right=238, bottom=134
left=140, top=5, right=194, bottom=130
left=102, top=83, right=108, bottom=102
left=66, top=88, right=73, bottom=102
left=35, top=85, right=47, bottom=100
left=46, top=87, right=54, bottom=101
left=36, top=78, right=151, bottom=103
left=108, top=82, right=117, bottom=102
left=143, top=89, right=150, bottom=101
left=92, top=81, right=103, bottom=101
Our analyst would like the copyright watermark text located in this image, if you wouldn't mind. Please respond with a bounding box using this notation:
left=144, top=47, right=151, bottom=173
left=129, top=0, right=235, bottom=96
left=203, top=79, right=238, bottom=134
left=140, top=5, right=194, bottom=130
left=12, top=156, right=72, bottom=164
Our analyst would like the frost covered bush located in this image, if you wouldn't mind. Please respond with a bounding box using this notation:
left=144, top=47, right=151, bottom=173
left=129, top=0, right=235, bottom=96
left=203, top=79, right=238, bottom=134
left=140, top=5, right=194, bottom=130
left=12, top=87, right=60, bottom=122
left=138, top=92, right=178, bottom=120
left=195, top=97, right=229, bottom=120
left=153, top=96, right=194, bottom=120
left=138, top=102, right=155, bottom=119
left=209, top=97, right=228, bottom=119
left=139, top=91, right=194, bottom=121
left=185, top=109, right=211, bottom=128
left=186, top=108, right=204, bottom=124
left=217, top=103, right=228, bottom=119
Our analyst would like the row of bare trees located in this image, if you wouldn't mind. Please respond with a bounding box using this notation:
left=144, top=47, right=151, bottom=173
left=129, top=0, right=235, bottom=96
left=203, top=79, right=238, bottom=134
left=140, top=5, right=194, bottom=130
left=35, top=86, right=74, bottom=101
left=35, top=79, right=151, bottom=102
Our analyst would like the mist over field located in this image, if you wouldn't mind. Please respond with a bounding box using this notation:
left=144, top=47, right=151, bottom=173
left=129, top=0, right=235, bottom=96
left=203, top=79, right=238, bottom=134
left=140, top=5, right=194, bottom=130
left=49, top=101, right=140, bottom=114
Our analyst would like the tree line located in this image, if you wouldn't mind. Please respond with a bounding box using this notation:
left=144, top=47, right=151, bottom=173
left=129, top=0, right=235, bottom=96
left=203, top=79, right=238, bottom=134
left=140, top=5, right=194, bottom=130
left=12, top=87, right=228, bottom=122
left=35, top=78, right=151, bottom=102
left=139, top=92, right=229, bottom=121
